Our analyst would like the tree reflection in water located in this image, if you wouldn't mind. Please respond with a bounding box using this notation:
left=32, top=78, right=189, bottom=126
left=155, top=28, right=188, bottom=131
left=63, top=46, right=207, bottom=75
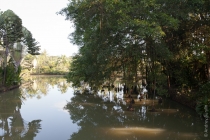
left=64, top=91, right=204, bottom=140
left=0, top=88, right=41, bottom=139
left=21, top=75, right=71, bottom=99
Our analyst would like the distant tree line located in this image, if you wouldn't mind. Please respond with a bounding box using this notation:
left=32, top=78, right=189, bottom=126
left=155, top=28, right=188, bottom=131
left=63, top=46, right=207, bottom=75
left=21, top=50, right=72, bottom=76
left=60, top=0, right=210, bottom=116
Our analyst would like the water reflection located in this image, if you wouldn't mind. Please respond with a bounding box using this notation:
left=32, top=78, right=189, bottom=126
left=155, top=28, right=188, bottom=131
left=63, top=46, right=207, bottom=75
left=0, top=76, right=74, bottom=140
left=65, top=90, right=206, bottom=140
left=0, top=76, right=208, bottom=139
left=0, top=88, right=41, bottom=139
left=21, top=75, right=71, bottom=98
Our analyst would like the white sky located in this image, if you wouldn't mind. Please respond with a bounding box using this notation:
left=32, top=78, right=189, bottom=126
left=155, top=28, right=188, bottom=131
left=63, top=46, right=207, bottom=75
left=0, top=0, right=79, bottom=56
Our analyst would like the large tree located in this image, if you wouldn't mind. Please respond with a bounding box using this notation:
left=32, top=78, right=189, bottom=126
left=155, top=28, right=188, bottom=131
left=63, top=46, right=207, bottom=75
left=60, top=0, right=177, bottom=90
left=61, top=0, right=210, bottom=103
left=0, top=9, right=40, bottom=86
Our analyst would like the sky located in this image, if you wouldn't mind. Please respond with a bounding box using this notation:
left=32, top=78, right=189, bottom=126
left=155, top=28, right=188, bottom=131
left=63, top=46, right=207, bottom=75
left=0, top=0, right=79, bottom=56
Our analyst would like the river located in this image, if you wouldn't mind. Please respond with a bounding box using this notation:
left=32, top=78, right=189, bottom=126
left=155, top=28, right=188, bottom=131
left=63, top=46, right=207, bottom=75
left=0, top=76, right=208, bottom=140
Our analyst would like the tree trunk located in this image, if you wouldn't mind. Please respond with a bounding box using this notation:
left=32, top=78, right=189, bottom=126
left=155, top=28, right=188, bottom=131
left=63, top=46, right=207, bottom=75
left=207, top=64, right=210, bottom=81
left=3, top=44, right=8, bottom=86
left=206, top=52, right=210, bottom=80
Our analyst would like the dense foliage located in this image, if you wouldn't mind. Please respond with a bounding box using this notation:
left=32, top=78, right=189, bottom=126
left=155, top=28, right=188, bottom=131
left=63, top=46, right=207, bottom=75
left=21, top=51, right=72, bottom=76
left=60, top=0, right=210, bottom=115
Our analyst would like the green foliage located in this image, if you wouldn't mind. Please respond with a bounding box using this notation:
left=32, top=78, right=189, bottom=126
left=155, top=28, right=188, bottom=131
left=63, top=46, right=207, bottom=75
left=198, top=81, right=210, bottom=99
left=0, top=67, right=3, bottom=83
left=195, top=98, right=210, bottom=118
left=195, top=81, right=210, bottom=117
left=0, top=10, right=23, bottom=46
left=147, top=62, right=168, bottom=96
left=0, top=9, right=40, bottom=87
left=21, top=53, right=71, bottom=76
left=5, top=59, right=21, bottom=86
left=22, top=26, right=40, bottom=55
left=0, top=10, right=40, bottom=54
left=60, top=0, right=210, bottom=117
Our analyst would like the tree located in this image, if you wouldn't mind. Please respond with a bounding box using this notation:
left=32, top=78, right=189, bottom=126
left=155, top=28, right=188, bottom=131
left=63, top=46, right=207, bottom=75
left=60, top=0, right=176, bottom=90
left=0, top=9, right=23, bottom=85
left=22, top=26, right=40, bottom=55
left=61, top=0, right=210, bottom=114
left=0, top=9, right=40, bottom=86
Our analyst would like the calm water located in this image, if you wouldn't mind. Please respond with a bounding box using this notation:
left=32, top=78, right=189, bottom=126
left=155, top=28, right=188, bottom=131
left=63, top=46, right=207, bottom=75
left=0, top=76, right=209, bottom=140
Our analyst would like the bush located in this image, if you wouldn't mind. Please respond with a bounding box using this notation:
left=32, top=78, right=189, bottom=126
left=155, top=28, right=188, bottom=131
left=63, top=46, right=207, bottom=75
left=5, top=59, right=21, bottom=86
left=195, top=81, right=210, bottom=117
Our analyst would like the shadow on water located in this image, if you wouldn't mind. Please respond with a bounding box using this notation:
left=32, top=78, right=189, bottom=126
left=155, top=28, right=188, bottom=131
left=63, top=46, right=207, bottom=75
left=65, top=91, right=208, bottom=140
left=0, top=88, right=41, bottom=140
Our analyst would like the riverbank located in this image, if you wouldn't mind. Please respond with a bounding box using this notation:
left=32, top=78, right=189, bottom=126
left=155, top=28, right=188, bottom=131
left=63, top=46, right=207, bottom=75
left=168, top=88, right=197, bottom=110
left=0, top=85, right=20, bottom=93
